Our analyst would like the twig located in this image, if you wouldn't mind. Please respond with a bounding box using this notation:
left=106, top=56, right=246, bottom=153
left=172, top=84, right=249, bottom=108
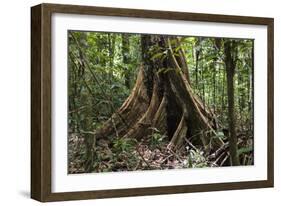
left=135, top=144, right=152, bottom=169
left=214, top=151, right=227, bottom=165
left=68, top=105, right=89, bottom=114
left=184, top=137, right=198, bottom=151
left=160, top=154, right=174, bottom=165
left=133, top=160, right=141, bottom=170
left=208, top=142, right=229, bottom=160
left=167, top=147, right=183, bottom=163
left=111, top=118, right=119, bottom=138
left=220, top=152, right=229, bottom=166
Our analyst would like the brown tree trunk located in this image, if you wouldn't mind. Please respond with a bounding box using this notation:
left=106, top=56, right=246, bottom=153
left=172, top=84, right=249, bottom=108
left=122, top=34, right=131, bottom=89
left=94, top=35, right=223, bottom=152
left=224, top=40, right=240, bottom=166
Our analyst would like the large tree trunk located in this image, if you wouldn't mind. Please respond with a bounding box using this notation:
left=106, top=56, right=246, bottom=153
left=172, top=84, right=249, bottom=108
left=95, top=35, right=222, bottom=152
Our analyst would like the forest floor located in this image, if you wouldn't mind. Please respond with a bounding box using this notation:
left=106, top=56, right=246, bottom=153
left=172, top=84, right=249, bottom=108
left=68, top=131, right=253, bottom=174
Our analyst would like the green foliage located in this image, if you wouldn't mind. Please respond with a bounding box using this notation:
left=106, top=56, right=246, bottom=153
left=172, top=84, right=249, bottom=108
left=112, top=138, right=137, bottom=153
left=150, top=52, right=166, bottom=61
left=180, top=36, right=253, bottom=130
left=214, top=131, right=227, bottom=141
left=68, top=31, right=253, bottom=137
left=68, top=31, right=254, bottom=173
left=184, top=147, right=208, bottom=168
left=68, top=31, right=142, bottom=134
left=148, top=127, right=166, bottom=149
left=238, top=146, right=253, bottom=156
left=157, top=67, right=176, bottom=75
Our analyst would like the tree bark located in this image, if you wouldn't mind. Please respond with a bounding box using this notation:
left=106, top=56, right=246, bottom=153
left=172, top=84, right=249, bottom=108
left=94, top=35, right=223, bottom=152
left=122, top=34, right=131, bottom=89
left=224, top=40, right=240, bottom=166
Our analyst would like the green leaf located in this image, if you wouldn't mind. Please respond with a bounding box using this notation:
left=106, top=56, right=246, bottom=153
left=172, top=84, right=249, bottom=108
left=150, top=52, right=164, bottom=60
left=238, top=146, right=253, bottom=156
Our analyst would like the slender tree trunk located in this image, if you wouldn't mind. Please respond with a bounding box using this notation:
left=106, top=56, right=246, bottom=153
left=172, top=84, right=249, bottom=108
left=201, top=60, right=205, bottom=109
left=122, top=34, right=131, bottom=89
left=224, top=40, right=240, bottom=166
left=195, top=38, right=201, bottom=89
left=213, top=62, right=216, bottom=112
left=221, top=67, right=225, bottom=114
left=108, top=34, right=116, bottom=67
left=248, top=41, right=254, bottom=131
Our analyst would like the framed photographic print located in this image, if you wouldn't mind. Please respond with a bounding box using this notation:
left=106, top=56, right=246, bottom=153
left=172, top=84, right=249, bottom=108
left=31, top=3, right=274, bottom=202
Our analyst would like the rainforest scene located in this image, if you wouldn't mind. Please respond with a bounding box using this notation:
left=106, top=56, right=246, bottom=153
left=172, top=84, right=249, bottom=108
left=67, top=31, right=254, bottom=174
